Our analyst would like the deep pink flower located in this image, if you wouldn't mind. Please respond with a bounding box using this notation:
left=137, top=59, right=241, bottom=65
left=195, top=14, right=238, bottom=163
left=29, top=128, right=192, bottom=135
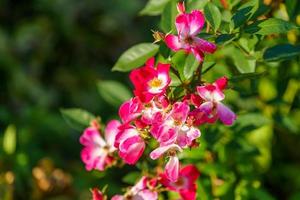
left=111, top=176, right=158, bottom=200
left=150, top=144, right=182, bottom=182
left=165, top=3, right=216, bottom=61
left=91, top=188, right=104, bottom=200
left=196, top=76, right=236, bottom=125
left=160, top=165, right=200, bottom=200
left=119, top=97, right=143, bottom=124
left=79, top=120, right=120, bottom=171
left=114, top=125, right=145, bottom=165
left=129, top=57, right=171, bottom=103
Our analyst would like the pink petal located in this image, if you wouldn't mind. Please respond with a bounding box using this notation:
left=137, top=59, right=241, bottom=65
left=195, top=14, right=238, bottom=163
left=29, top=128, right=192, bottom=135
left=176, top=2, right=185, bottom=13
left=119, top=136, right=145, bottom=165
left=165, top=156, right=180, bottom=182
left=214, top=76, right=228, bottom=90
left=80, top=127, right=105, bottom=147
left=111, top=195, right=123, bottom=200
left=114, top=126, right=139, bottom=148
left=190, top=48, right=204, bottom=62
left=91, top=188, right=104, bottom=200
left=81, top=147, right=107, bottom=171
left=180, top=165, right=200, bottom=185
left=119, top=97, right=143, bottom=123
left=194, top=37, right=217, bottom=53
left=170, top=101, right=190, bottom=123
left=179, top=188, right=197, bottom=200
left=145, top=57, right=155, bottom=68
left=135, top=190, right=158, bottom=200
left=175, top=14, right=190, bottom=37
left=131, top=176, right=148, bottom=194
left=165, top=34, right=182, bottom=51
left=150, top=144, right=181, bottom=160
left=105, top=120, right=121, bottom=147
left=197, top=85, right=224, bottom=102
left=217, top=103, right=236, bottom=125
left=188, top=10, right=205, bottom=36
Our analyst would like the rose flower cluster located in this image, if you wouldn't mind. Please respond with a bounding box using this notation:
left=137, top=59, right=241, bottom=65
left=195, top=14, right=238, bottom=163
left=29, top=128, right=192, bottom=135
left=80, top=3, right=236, bottom=200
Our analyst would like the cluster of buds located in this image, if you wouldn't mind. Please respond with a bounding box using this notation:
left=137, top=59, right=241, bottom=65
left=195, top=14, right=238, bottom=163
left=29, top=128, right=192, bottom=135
left=79, top=2, right=237, bottom=200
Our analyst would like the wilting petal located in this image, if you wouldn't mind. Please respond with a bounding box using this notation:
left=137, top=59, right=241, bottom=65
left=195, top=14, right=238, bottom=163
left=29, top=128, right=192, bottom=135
left=134, top=190, right=158, bottom=200
left=214, top=76, right=228, bottom=90
left=80, top=127, right=105, bottom=147
left=188, top=10, right=205, bottom=36
left=131, top=176, right=148, bottom=194
left=150, top=144, right=182, bottom=160
left=194, top=37, right=217, bottom=54
left=165, top=156, right=180, bottom=182
left=111, top=195, right=123, bottom=200
left=217, top=103, right=236, bottom=125
left=105, top=120, right=121, bottom=148
left=92, top=188, right=104, bottom=200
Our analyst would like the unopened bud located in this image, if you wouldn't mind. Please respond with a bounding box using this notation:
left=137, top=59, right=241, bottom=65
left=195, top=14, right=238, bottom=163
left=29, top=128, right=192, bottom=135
left=152, top=30, right=165, bottom=43
left=177, top=2, right=185, bottom=14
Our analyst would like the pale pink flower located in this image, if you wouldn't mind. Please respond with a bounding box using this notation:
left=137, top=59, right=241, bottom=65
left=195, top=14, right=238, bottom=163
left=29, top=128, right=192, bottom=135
left=196, top=76, right=236, bottom=125
left=165, top=3, right=216, bottom=61
left=79, top=120, right=120, bottom=171
left=150, top=144, right=182, bottom=182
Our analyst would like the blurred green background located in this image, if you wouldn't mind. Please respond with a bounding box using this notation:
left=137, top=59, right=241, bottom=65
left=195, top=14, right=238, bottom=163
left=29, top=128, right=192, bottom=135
left=0, top=0, right=299, bottom=200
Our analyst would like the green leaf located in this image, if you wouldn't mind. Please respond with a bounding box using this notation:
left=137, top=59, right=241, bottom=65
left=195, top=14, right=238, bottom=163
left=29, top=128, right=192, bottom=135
left=122, top=172, right=141, bottom=184
left=263, top=44, right=300, bottom=62
left=230, top=71, right=267, bottom=82
left=231, top=0, right=259, bottom=28
left=172, top=51, right=199, bottom=80
left=231, top=48, right=256, bottom=73
left=204, top=2, right=222, bottom=32
left=160, top=0, right=177, bottom=33
left=216, top=34, right=236, bottom=45
left=3, top=124, right=16, bottom=155
left=61, top=108, right=95, bottom=131
left=97, top=80, right=131, bottom=107
left=183, top=54, right=200, bottom=80
left=139, top=0, right=170, bottom=16
left=169, top=71, right=181, bottom=86
left=245, top=18, right=297, bottom=35
left=112, top=43, right=159, bottom=72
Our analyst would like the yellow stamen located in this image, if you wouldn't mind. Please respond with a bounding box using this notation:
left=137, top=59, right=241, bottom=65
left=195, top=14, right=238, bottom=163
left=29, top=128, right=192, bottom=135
left=149, top=78, right=162, bottom=88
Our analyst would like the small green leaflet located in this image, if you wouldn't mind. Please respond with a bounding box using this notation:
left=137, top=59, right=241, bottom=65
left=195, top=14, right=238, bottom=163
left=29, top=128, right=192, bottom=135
left=97, top=80, right=132, bottom=107
left=3, top=124, right=16, bottom=155
left=112, top=43, right=159, bottom=72
left=61, top=108, right=95, bottom=131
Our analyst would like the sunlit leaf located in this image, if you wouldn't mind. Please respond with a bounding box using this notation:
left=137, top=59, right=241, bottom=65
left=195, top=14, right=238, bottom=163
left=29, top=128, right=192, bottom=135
left=112, top=43, right=159, bottom=72
left=204, top=2, right=222, bottom=31
left=245, top=18, right=297, bottom=35
left=139, top=0, right=170, bottom=16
